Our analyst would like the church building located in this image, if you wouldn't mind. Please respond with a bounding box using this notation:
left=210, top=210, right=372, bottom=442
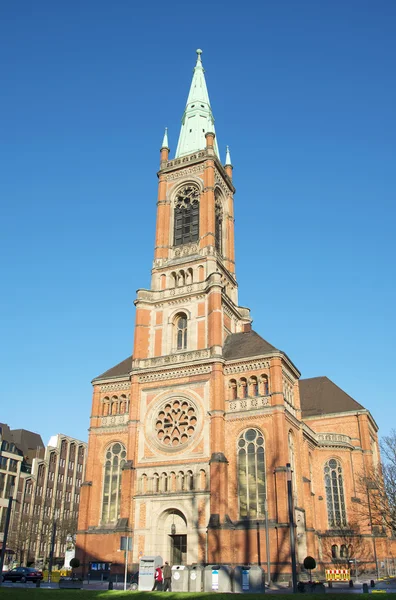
left=76, top=51, right=391, bottom=579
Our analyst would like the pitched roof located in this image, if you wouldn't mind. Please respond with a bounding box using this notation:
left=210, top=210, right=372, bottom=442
left=93, top=356, right=132, bottom=382
left=223, top=330, right=278, bottom=360
left=299, top=376, right=364, bottom=418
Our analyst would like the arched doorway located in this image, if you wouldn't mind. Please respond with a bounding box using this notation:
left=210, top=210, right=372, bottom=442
left=158, top=509, right=187, bottom=565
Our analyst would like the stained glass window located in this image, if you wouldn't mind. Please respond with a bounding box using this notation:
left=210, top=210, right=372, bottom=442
left=324, top=459, right=347, bottom=528
left=237, top=429, right=266, bottom=518
left=101, top=442, right=126, bottom=524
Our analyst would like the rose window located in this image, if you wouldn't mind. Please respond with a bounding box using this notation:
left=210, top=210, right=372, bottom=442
left=155, top=399, right=198, bottom=447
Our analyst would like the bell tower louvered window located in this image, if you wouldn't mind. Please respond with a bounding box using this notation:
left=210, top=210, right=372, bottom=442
left=174, top=186, right=200, bottom=246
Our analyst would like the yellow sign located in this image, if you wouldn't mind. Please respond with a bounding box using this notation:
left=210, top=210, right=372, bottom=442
left=325, top=569, right=350, bottom=581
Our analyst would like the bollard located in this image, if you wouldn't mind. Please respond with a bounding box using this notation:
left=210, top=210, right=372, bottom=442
left=36, top=580, right=41, bottom=588
left=363, top=583, right=369, bottom=593
left=349, top=580, right=354, bottom=587
left=328, top=581, right=332, bottom=588
left=108, top=580, right=113, bottom=590
left=371, top=580, right=375, bottom=587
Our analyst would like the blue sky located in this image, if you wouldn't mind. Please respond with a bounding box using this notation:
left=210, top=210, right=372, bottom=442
left=1, top=1, right=395, bottom=445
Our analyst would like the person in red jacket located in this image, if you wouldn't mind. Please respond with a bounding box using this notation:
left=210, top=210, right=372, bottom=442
left=152, top=566, right=163, bottom=591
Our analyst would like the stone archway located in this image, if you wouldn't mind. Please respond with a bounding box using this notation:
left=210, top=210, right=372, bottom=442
left=157, top=508, right=188, bottom=565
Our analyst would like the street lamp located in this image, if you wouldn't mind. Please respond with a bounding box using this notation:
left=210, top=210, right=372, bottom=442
left=366, top=481, right=379, bottom=580
left=286, top=463, right=298, bottom=593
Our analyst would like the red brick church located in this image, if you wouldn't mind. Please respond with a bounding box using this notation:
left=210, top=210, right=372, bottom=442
left=76, top=50, right=393, bottom=579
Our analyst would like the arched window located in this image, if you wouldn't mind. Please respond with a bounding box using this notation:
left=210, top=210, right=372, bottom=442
left=174, top=185, right=200, bottom=246
left=229, top=379, right=237, bottom=400
left=237, top=428, right=266, bottom=518
left=324, top=459, right=347, bottom=528
left=175, top=313, right=188, bottom=350
left=215, top=195, right=223, bottom=255
left=240, top=378, right=248, bottom=399
left=186, top=470, right=194, bottom=491
left=160, top=472, right=168, bottom=493
left=153, top=473, right=159, bottom=493
left=199, top=469, right=207, bottom=491
left=101, top=442, right=126, bottom=524
left=331, top=544, right=339, bottom=559
left=250, top=376, right=259, bottom=397
left=340, top=544, right=348, bottom=558
left=177, top=471, right=184, bottom=491
left=261, top=375, right=269, bottom=396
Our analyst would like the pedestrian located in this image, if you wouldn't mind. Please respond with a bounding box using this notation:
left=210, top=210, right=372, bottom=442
left=163, top=561, right=172, bottom=591
left=152, top=565, right=163, bottom=591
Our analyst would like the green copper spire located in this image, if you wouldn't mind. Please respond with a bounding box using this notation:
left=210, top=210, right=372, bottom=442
left=175, top=49, right=220, bottom=158
left=161, top=127, right=169, bottom=149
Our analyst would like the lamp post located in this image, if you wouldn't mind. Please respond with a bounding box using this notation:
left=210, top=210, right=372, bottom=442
left=286, top=463, right=298, bottom=593
left=264, top=499, right=271, bottom=586
left=47, top=520, right=57, bottom=582
left=366, top=482, right=379, bottom=580
left=0, top=489, right=16, bottom=587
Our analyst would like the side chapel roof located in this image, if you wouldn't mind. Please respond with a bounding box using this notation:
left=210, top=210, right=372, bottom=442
left=299, top=376, right=364, bottom=418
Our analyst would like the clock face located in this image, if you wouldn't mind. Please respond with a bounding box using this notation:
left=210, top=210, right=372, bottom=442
left=154, top=398, right=198, bottom=448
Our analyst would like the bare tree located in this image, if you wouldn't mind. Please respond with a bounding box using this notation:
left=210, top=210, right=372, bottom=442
left=356, top=430, right=396, bottom=534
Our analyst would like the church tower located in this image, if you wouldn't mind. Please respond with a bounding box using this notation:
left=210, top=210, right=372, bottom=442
left=77, top=48, right=303, bottom=572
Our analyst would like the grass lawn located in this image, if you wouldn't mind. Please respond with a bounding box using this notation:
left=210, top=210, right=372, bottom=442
left=0, top=593, right=394, bottom=600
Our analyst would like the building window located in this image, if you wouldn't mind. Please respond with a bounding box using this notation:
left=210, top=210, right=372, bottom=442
left=240, top=378, right=248, bottom=399
left=101, top=442, right=126, bottom=524
left=324, top=459, right=347, bottom=528
left=229, top=379, right=237, bottom=400
left=174, top=185, right=200, bottom=246
left=215, top=196, right=223, bottom=255
left=237, top=428, right=266, bottom=518
left=331, top=544, right=339, bottom=559
left=250, top=376, right=259, bottom=397
left=175, top=313, right=188, bottom=350
left=261, top=375, right=269, bottom=396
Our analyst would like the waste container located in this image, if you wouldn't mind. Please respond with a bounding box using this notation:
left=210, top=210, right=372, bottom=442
left=204, top=565, right=233, bottom=592
left=189, top=565, right=204, bottom=592
left=171, top=565, right=189, bottom=592
left=234, top=565, right=265, bottom=593
left=138, top=556, right=163, bottom=591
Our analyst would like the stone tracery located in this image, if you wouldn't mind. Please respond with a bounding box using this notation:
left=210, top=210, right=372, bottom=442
left=154, top=398, right=198, bottom=448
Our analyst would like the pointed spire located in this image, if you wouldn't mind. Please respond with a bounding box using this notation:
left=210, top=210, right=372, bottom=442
left=225, top=145, right=232, bottom=166
left=161, top=127, right=169, bottom=149
left=175, top=50, right=220, bottom=158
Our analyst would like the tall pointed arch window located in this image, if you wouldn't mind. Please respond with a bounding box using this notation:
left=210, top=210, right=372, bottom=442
left=174, top=186, right=200, bottom=246
left=215, top=193, right=223, bottom=255
left=324, top=459, right=347, bottom=528
left=237, top=428, right=266, bottom=518
left=175, top=313, right=188, bottom=350
left=101, top=442, right=126, bottom=524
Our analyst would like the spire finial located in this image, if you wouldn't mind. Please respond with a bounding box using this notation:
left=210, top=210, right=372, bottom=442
left=161, top=127, right=169, bottom=149
left=195, top=49, right=203, bottom=66
left=225, top=145, right=232, bottom=166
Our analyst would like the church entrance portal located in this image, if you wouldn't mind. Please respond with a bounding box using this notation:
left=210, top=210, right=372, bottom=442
left=170, top=534, right=187, bottom=565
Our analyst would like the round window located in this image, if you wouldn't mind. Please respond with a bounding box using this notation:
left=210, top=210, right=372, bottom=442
left=154, top=398, right=198, bottom=448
